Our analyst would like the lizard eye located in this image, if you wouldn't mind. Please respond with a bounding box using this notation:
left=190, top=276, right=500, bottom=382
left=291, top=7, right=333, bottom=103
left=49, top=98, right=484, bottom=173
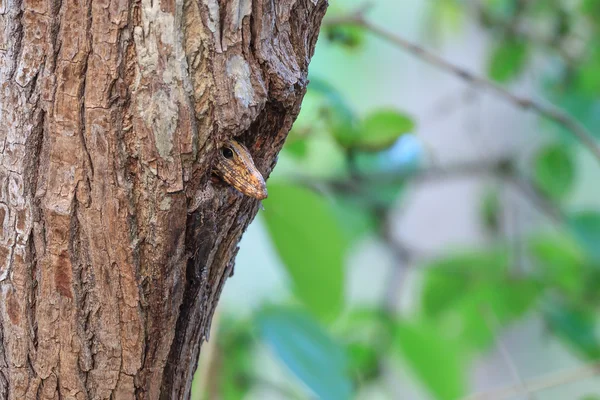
left=221, top=147, right=234, bottom=159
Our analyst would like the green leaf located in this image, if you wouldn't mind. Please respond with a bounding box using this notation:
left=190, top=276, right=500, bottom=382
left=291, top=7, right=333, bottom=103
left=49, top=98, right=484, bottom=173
left=346, top=342, right=381, bottom=382
left=257, top=307, right=353, bottom=400
left=532, top=144, right=576, bottom=200
left=394, top=321, right=467, bottom=400
left=421, top=250, right=510, bottom=316
left=488, top=38, right=529, bottom=83
left=428, top=0, right=465, bottom=35
left=262, top=183, right=347, bottom=320
left=575, top=56, right=600, bottom=96
left=355, top=110, right=415, bottom=152
left=421, top=269, right=470, bottom=319
left=324, top=25, right=366, bottom=49
left=331, top=120, right=363, bottom=150
left=529, top=233, right=585, bottom=294
left=568, top=211, right=600, bottom=264
left=582, top=0, right=600, bottom=22
left=529, top=233, right=584, bottom=268
left=420, top=250, right=540, bottom=353
left=543, top=299, right=600, bottom=360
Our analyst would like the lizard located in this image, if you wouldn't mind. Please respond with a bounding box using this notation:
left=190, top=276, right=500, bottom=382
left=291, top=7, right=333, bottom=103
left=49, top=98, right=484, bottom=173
left=213, top=139, right=268, bottom=200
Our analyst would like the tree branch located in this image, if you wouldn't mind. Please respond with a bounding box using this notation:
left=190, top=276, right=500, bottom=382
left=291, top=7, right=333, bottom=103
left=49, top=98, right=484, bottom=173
left=325, top=11, right=600, bottom=164
left=463, top=362, right=600, bottom=400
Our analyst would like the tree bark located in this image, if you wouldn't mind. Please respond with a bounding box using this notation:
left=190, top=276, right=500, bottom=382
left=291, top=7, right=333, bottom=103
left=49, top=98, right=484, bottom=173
left=0, top=0, right=327, bottom=398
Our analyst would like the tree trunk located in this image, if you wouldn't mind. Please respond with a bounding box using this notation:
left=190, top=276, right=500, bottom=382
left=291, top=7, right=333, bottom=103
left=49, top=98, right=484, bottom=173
left=0, top=0, right=327, bottom=398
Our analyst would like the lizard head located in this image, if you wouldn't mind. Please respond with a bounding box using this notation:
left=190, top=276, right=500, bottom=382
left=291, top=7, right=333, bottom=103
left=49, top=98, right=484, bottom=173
left=214, top=139, right=268, bottom=200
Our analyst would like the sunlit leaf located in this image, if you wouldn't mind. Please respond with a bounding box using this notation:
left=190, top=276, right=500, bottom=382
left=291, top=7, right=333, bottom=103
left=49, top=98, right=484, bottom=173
left=421, top=270, right=470, bottom=319
left=257, top=307, right=353, bottom=400
left=262, top=183, right=347, bottom=320
left=394, top=321, right=467, bottom=400
left=427, top=0, right=465, bottom=36
left=532, top=144, right=575, bottom=200
left=488, top=38, right=529, bottom=83
left=355, top=110, right=415, bottom=152
left=529, top=233, right=585, bottom=294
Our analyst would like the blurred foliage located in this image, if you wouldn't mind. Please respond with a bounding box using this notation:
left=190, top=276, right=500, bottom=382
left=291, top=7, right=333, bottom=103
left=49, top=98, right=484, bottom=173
left=193, top=0, right=600, bottom=399
left=262, top=184, right=348, bottom=320
left=532, top=144, right=576, bottom=201
left=488, top=37, right=530, bottom=83
left=394, top=321, right=467, bottom=400
left=258, top=307, right=353, bottom=399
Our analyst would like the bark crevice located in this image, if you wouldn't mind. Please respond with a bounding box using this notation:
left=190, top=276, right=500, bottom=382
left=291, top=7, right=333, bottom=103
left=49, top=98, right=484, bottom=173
left=0, top=0, right=327, bottom=398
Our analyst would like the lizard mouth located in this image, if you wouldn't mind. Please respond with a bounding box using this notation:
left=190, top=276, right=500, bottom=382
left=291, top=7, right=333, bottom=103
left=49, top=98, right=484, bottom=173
left=212, top=168, right=268, bottom=200
left=211, top=171, right=268, bottom=200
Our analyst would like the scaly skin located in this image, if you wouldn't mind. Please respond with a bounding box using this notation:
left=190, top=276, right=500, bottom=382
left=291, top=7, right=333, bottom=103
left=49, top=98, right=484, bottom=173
left=214, top=139, right=268, bottom=200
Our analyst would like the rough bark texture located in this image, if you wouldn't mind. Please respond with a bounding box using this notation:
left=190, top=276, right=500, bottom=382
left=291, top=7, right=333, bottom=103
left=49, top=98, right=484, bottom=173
left=0, top=0, right=327, bottom=398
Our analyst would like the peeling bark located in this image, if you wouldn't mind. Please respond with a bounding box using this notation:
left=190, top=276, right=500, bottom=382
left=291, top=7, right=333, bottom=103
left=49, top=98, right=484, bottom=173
left=0, top=0, right=327, bottom=398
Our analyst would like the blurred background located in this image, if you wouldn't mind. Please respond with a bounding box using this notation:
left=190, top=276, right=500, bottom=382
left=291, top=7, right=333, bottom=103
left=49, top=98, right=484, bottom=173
left=193, top=1, right=600, bottom=399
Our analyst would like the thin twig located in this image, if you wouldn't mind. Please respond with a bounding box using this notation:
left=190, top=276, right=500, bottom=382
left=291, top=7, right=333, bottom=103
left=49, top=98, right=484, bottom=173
left=324, top=12, right=600, bottom=164
left=482, top=307, right=537, bottom=400
left=508, top=174, right=566, bottom=227
left=379, top=212, right=412, bottom=312
left=302, top=157, right=564, bottom=226
left=344, top=150, right=417, bottom=311
left=463, top=363, right=600, bottom=400
left=321, top=158, right=508, bottom=191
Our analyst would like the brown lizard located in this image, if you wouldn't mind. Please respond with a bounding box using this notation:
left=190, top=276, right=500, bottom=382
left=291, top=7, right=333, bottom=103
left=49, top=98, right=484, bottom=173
left=213, top=139, right=268, bottom=200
